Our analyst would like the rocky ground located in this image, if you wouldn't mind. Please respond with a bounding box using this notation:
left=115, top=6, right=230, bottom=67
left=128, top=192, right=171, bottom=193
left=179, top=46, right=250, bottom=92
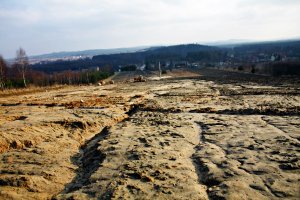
left=0, top=69, right=299, bottom=200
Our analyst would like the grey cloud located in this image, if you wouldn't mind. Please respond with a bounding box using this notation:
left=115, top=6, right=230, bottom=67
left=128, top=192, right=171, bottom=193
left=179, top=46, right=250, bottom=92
left=0, top=0, right=299, bottom=58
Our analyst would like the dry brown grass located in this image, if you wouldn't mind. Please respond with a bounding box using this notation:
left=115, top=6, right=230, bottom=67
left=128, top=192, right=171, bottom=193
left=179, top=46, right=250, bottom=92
left=0, top=85, right=68, bottom=98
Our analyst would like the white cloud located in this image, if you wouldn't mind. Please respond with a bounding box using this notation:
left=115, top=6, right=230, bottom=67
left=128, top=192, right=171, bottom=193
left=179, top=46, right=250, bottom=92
left=0, top=0, right=300, bottom=57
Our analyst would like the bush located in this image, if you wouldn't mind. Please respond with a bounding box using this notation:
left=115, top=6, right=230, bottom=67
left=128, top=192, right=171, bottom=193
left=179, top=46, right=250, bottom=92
left=121, top=65, right=137, bottom=71
left=270, top=61, right=300, bottom=76
left=238, top=66, right=244, bottom=71
left=5, top=79, right=27, bottom=88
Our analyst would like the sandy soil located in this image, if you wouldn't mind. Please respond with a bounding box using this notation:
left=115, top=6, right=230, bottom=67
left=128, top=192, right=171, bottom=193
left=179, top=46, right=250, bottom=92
left=0, top=69, right=299, bottom=200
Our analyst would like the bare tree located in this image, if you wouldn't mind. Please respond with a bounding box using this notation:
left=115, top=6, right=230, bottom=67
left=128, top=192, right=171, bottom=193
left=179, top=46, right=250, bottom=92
left=15, top=48, right=29, bottom=87
left=0, top=55, right=8, bottom=89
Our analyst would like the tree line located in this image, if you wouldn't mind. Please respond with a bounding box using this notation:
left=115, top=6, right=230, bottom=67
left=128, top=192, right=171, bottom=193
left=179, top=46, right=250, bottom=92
left=0, top=48, right=114, bottom=90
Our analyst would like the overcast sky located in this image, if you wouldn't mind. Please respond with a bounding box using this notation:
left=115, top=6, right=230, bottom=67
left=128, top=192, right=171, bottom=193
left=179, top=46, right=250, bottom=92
left=0, top=0, right=300, bottom=58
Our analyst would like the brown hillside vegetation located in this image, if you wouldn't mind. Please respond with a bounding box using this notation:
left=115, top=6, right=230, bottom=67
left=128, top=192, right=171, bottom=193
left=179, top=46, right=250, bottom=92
left=0, top=69, right=299, bottom=200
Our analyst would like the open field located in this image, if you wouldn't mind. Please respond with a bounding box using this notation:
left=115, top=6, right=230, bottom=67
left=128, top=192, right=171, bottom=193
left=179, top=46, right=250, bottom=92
left=0, top=69, right=299, bottom=200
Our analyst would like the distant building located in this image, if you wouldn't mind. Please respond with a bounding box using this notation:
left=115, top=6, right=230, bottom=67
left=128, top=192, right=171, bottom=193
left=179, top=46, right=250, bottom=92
left=140, top=64, right=146, bottom=71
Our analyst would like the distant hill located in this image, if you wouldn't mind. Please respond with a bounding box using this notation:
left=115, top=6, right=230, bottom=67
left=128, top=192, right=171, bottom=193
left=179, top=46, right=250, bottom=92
left=233, top=40, right=300, bottom=55
left=31, top=44, right=219, bottom=72
left=204, top=39, right=255, bottom=47
left=92, top=44, right=219, bottom=65
left=28, top=46, right=152, bottom=61
left=31, top=40, right=300, bottom=73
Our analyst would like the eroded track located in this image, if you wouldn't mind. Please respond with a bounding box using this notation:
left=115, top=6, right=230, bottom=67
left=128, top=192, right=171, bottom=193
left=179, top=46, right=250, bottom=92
left=0, top=69, right=299, bottom=199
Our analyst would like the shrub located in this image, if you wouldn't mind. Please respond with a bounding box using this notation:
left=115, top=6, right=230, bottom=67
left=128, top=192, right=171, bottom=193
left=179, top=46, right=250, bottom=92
left=238, top=66, right=244, bottom=71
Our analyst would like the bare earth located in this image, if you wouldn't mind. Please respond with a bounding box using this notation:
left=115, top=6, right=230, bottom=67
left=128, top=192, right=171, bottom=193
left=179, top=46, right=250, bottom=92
left=0, top=69, right=299, bottom=200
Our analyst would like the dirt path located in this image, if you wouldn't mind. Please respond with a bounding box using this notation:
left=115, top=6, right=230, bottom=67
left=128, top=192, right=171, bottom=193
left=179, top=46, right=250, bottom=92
left=0, top=69, right=299, bottom=199
left=56, top=111, right=209, bottom=200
